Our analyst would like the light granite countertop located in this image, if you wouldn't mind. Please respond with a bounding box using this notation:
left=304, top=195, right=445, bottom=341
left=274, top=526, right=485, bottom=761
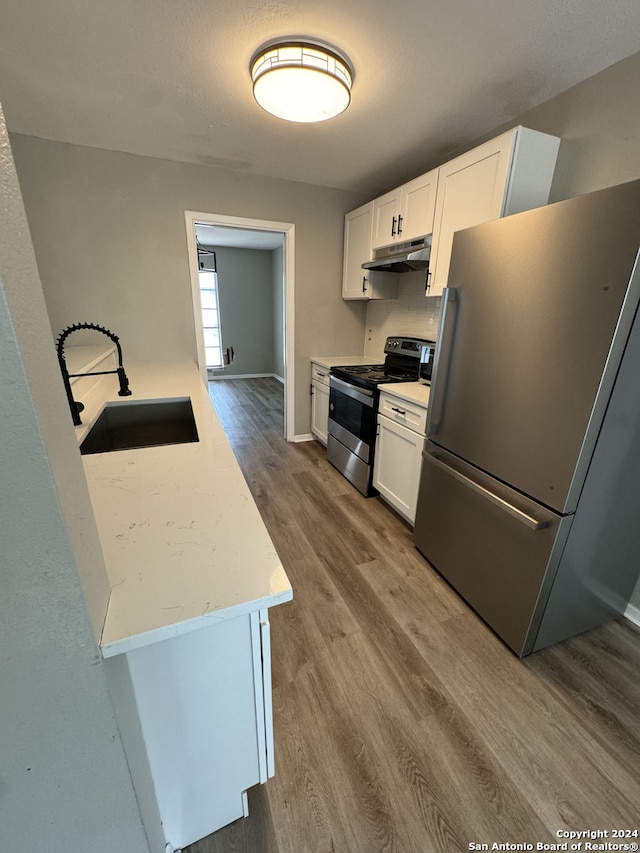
left=378, top=381, right=430, bottom=407
left=310, top=354, right=383, bottom=369
left=75, top=360, right=292, bottom=659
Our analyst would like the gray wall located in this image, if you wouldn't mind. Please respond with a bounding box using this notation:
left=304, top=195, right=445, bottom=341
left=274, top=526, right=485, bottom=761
left=207, top=246, right=278, bottom=378
left=273, top=244, right=285, bottom=380
left=0, top=103, right=149, bottom=853
left=467, top=51, right=640, bottom=201
left=9, top=135, right=367, bottom=436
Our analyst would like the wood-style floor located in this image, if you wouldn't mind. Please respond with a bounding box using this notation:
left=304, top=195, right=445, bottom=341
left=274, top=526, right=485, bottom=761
left=188, top=377, right=640, bottom=853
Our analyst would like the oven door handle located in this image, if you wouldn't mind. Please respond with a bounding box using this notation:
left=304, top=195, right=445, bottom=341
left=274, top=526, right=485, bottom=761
left=330, top=375, right=375, bottom=407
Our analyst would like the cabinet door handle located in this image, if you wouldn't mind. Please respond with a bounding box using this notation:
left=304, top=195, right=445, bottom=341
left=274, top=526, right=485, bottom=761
left=397, top=214, right=403, bottom=235
left=362, top=276, right=367, bottom=293
left=425, top=271, right=431, bottom=296
left=391, top=406, right=407, bottom=415
left=391, top=216, right=397, bottom=237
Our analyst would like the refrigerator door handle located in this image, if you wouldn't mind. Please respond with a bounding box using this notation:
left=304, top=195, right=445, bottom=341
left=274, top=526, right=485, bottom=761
left=426, top=287, right=458, bottom=436
left=425, top=450, right=549, bottom=531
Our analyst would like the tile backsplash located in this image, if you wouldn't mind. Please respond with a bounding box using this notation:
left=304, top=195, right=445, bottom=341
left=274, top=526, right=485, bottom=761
left=364, top=271, right=441, bottom=358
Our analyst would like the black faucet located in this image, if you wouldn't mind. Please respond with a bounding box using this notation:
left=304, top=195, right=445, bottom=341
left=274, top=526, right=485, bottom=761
left=56, top=322, right=132, bottom=425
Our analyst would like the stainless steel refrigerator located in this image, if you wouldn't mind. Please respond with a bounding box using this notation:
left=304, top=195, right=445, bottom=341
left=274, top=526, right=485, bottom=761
left=414, top=179, right=640, bottom=656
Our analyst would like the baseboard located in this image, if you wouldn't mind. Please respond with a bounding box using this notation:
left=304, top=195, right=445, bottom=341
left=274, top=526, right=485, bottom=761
left=294, top=433, right=315, bottom=443
left=208, top=372, right=280, bottom=381
left=273, top=374, right=284, bottom=384
left=624, top=600, right=640, bottom=629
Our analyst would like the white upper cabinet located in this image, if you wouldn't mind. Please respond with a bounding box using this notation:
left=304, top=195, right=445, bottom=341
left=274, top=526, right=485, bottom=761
left=371, top=187, right=401, bottom=248
left=372, top=169, right=439, bottom=249
left=341, top=125, right=559, bottom=303
left=427, top=126, right=560, bottom=296
left=342, top=201, right=398, bottom=300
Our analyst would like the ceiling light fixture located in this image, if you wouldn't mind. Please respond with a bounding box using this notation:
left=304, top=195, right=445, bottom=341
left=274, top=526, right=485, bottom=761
left=250, top=38, right=354, bottom=123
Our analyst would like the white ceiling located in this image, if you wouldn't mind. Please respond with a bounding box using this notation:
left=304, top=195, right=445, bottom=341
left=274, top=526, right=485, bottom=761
left=1, top=0, right=640, bottom=197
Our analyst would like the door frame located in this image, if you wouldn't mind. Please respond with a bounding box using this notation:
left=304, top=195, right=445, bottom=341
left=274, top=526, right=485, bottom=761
left=185, top=210, right=295, bottom=441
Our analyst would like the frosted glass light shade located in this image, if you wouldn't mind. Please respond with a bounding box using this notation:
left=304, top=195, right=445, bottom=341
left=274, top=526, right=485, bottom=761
left=250, top=40, right=353, bottom=123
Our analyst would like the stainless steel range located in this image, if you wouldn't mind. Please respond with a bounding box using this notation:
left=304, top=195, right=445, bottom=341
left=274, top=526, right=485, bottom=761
left=327, top=336, right=435, bottom=496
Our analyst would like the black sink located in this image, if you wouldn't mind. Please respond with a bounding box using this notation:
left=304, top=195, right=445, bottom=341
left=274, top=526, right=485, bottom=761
left=80, top=398, right=199, bottom=455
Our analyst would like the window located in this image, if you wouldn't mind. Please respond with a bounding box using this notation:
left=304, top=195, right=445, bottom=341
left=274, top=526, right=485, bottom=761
left=197, top=246, right=223, bottom=369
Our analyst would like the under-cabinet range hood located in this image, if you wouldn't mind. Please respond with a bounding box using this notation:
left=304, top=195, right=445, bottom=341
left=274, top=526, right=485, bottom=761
left=362, top=235, right=431, bottom=273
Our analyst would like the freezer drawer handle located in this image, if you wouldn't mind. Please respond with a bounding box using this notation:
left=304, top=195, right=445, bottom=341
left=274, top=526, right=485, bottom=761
left=426, top=451, right=549, bottom=531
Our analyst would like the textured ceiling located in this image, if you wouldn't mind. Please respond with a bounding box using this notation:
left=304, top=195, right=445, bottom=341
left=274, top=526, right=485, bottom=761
left=1, top=0, right=639, bottom=196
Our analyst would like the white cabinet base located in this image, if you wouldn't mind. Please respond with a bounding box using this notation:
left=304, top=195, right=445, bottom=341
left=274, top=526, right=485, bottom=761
left=374, top=415, right=425, bottom=525
left=374, top=389, right=429, bottom=525
left=311, top=361, right=331, bottom=444
left=311, top=381, right=330, bottom=444
left=106, top=613, right=272, bottom=852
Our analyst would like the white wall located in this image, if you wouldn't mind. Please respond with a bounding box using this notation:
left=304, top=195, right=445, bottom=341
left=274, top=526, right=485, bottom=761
left=0, top=103, right=149, bottom=853
left=10, top=135, right=367, bottom=435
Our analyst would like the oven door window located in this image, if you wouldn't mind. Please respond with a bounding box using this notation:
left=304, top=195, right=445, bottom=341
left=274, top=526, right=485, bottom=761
left=329, top=384, right=377, bottom=444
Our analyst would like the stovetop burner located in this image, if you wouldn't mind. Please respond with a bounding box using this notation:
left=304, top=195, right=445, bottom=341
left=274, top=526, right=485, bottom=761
left=343, top=364, right=384, bottom=375
left=331, top=364, right=416, bottom=389
left=330, top=336, right=436, bottom=391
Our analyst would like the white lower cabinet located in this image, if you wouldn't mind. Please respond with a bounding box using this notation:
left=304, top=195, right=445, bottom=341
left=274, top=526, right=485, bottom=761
left=106, top=610, right=274, bottom=852
left=373, top=390, right=428, bottom=525
left=311, top=361, right=330, bottom=444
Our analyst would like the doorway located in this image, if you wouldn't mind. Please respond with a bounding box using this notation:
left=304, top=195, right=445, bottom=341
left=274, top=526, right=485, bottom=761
left=185, top=211, right=295, bottom=441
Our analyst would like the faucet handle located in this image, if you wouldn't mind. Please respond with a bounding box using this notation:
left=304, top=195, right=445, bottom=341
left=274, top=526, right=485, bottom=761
left=117, top=366, right=132, bottom=396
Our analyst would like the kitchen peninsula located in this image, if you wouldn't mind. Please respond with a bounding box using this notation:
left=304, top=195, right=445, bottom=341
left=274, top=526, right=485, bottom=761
left=73, top=351, right=292, bottom=852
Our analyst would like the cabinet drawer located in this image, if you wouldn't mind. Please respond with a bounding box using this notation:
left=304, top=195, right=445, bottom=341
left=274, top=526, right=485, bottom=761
left=311, top=363, right=330, bottom=386
left=379, top=391, right=428, bottom=435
